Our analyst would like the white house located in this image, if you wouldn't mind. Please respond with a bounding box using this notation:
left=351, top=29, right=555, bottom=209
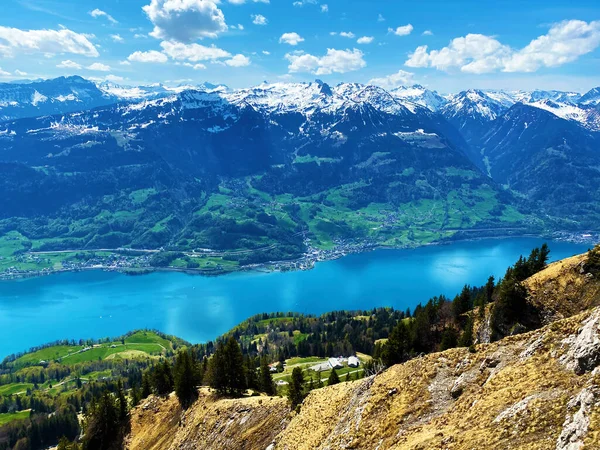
left=328, top=357, right=343, bottom=370
left=348, top=356, right=360, bottom=368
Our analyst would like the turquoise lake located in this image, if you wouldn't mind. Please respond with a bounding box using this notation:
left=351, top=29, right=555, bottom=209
left=0, top=238, right=590, bottom=358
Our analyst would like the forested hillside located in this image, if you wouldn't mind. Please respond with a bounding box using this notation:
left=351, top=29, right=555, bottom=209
left=3, top=243, right=590, bottom=449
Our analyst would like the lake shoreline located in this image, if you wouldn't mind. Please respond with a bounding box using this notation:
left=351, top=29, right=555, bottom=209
left=1, top=231, right=595, bottom=282
left=0, top=237, right=592, bottom=359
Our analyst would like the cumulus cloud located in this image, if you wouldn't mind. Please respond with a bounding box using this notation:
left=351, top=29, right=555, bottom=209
left=252, top=14, right=268, bottom=25
left=285, top=48, right=366, bottom=75
left=105, top=74, right=125, bottom=82
left=228, top=0, right=269, bottom=3
left=369, top=70, right=415, bottom=89
left=389, top=24, right=413, bottom=36
left=224, top=54, right=251, bottom=66
left=111, top=34, right=124, bottom=43
left=0, top=26, right=99, bottom=58
left=405, top=20, right=600, bottom=74
left=90, top=9, right=118, bottom=24
left=339, top=31, right=355, bottom=39
left=422, top=30, right=433, bottom=36
left=57, top=60, right=82, bottom=69
left=279, top=32, right=304, bottom=46
left=357, top=36, right=374, bottom=44
left=87, top=62, right=111, bottom=71
left=143, top=0, right=228, bottom=42
left=128, top=50, right=169, bottom=63
left=160, top=40, right=231, bottom=61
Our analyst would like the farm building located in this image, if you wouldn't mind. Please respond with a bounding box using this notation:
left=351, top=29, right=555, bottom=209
left=348, top=356, right=360, bottom=368
left=328, top=358, right=343, bottom=369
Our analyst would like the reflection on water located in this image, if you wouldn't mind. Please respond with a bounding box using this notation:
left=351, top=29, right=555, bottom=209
left=0, top=238, right=589, bottom=358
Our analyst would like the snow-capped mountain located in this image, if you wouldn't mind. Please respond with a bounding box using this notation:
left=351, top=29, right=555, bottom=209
left=389, top=85, right=447, bottom=112
left=579, top=87, right=600, bottom=106
left=96, top=81, right=228, bottom=101
left=0, top=76, right=119, bottom=122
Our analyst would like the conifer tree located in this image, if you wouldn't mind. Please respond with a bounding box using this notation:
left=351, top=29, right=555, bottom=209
left=383, top=319, right=410, bottom=367
left=259, top=357, right=275, bottom=395
left=328, top=368, right=340, bottom=386
left=174, top=350, right=198, bottom=408
left=287, top=367, right=305, bottom=409
left=116, top=380, right=127, bottom=421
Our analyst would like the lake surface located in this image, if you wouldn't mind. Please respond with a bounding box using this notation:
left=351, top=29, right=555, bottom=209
left=0, top=238, right=590, bottom=358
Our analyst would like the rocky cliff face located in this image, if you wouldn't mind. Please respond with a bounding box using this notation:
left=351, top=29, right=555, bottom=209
left=125, top=255, right=600, bottom=449
left=127, top=390, right=289, bottom=450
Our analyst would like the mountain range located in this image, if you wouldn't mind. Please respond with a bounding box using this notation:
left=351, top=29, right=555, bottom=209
left=0, top=76, right=598, bottom=273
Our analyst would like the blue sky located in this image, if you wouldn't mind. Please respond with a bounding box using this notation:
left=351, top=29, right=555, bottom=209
left=0, top=0, right=599, bottom=92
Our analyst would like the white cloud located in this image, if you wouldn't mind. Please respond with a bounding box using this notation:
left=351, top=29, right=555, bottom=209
left=111, top=34, right=124, bottom=43
left=422, top=30, right=433, bottom=36
left=57, top=60, right=82, bottom=69
left=286, top=48, right=366, bottom=75
left=505, top=20, right=600, bottom=72
left=87, top=62, right=111, bottom=72
left=160, top=40, right=231, bottom=61
left=0, top=67, right=11, bottom=76
left=339, top=31, right=355, bottom=39
left=105, top=74, right=125, bottom=82
left=279, top=32, right=304, bottom=46
left=228, top=0, right=269, bottom=3
left=0, top=26, right=99, bottom=58
left=321, top=4, right=328, bottom=12
left=119, top=60, right=132, bottom=65
left=134, top=33, right=148, bottom=39
left=143, top=0, right=228, bottom=43
left=193, top=63, right=206, bottom=69
left=389, top=24, right=413, bottom=36
left=377, top=14, right=385, bottom=22
left=405, top=20, right=600, bottom=74
left=369, top=69, right=415, bottom=89
left=262, top=50, right=270, bottom=55
left=293, top=0, right=318, bottom=6
left=90, top=9, right=118, bottom=24
left=252, top=14, right=268, bottom=25
left=224, top=54, right=251, bottom=66
left=357, top=36, right=374, bottom=44
left=14, top=70, right=28, bottom=76
left=128, top=50, right=169, bottom=63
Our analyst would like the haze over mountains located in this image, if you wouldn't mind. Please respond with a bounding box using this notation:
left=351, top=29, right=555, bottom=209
left=0, top=76, right=599, bottom=267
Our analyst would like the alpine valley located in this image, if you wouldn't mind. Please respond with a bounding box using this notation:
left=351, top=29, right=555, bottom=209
left=1, top=76, right=599, bottom=278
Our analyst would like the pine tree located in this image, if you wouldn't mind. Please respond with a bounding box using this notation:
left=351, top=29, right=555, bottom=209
left=208, top=337, right=247, bottom=396
left=116, top=380, right=127, bottom=421
left=458, top=314, right=474, bottom=347
left=244, top=356, right=259, bottom=391
left=223, top=336, right=246, bottom=396
left=287, top=367, right=305, bottom=409
left=328, top=368, right=340, bottom=386
left=82, top=391, right=120, bottom=450
left=174, top=350, right=198, bottom=408
left=141, top=372, right=151, bottom=399
left=382, top=320, right=410, bottom=367
left=152, top=360, right=174, bottom=396
left=259, top=357, right=275, bottom=395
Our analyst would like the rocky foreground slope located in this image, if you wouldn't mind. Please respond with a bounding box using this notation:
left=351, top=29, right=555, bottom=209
left=126, top=254, right=600, bottom=449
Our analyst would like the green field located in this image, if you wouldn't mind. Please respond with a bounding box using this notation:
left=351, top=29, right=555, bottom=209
left=273, top=356, right=366, bottom=386
left=0, top=410, right=30, bottom=426
left=12, top=331, right=171, bottom=368
left=0, top=383, right=33, bottom=396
